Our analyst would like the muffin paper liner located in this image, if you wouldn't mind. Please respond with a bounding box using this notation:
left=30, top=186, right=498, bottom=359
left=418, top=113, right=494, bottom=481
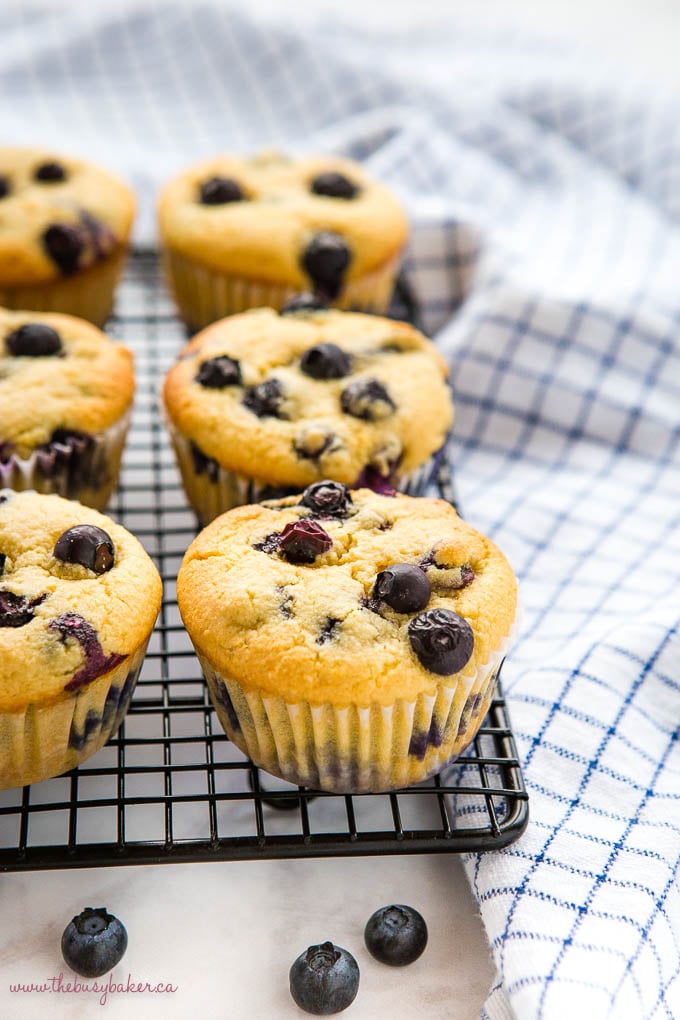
left=0, top=639, right=148, bottom=791
left=162, top=248, right=403, bottom=330
left=0, top=408, right=131, bottom=511
left=0, top=247, right=128, bottom=327
left=196, top=626, right=514, bottom=794
left=168, top=423, right=448, bottom=524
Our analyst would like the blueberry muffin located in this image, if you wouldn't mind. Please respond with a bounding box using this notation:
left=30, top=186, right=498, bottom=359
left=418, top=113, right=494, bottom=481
left=0, top=490, right=162, bottom=789
left=158, top=151, right=407, bottom=329
left=163, top=306, right=453, bottom=523
left=0, top=147, right=135, bottom=325
left=0, top=308, right=134, bottom=509
left=177, top=485, right=517, bottom=793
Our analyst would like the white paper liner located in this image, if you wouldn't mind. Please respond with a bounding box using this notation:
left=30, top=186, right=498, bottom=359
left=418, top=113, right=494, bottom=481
left=168, top=423, right=448, bottom=524
left=0, top=639, right=148, bottom=791
left=197, top=625, right=515, bottom=794
left=0, top=408, right=131, bottom=511
left=162, top=248, right=402, bottom=330
left=0, top=247, right=128, bottom=327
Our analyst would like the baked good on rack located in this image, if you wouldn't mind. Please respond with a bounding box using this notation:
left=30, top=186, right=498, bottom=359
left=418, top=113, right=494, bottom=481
left=177, top=485, right=517, bottom=793
left=0, top=308, right=134, bottom=510
left=158, top=151, right=407, bottom=329
left=163, top=306, right=453, bottom=523
left=0, top=490, right=162, bottom=789
left=0, top=147, right=135, bottom=325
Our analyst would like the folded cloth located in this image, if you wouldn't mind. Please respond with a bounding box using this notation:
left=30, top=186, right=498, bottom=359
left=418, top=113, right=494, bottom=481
left=3, top=3, right=678, bottom=1017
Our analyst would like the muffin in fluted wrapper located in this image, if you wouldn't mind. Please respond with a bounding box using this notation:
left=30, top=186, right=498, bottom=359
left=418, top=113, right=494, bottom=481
left=158, top=151, right=407, bottom=329
left=0, top=308, right=134, bottom=510
left=0, top=147, right=135, bottom=325
left=177, top=485, right=517, bottom=793
left=0, top=490, right=161, bottom=789
left=163, top=306, right=453, bottom=524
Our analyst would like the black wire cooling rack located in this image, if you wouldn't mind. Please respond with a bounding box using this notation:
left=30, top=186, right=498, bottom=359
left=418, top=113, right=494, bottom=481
left=0, top=251, right=528, bottom=872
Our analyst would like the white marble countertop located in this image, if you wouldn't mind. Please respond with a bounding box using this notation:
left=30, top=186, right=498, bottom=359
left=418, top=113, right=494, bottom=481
left=1, top=854, right=494, bottom=1019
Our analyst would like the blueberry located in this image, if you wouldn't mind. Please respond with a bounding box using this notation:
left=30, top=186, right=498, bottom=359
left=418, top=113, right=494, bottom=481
left=34, top=160, right=67, bottom=183
left=279, top=520, right=332, bottom=563
left=42, top=223, right=84, bottom=275
left=281, top=292, right=329, bottom=315
left=300, top=480, right=352, bottom=517
left=300, top=343, right=352, bottom=380
left=373, top=564, right=431, bottom=613
left=199, top=176, right=244, bottom=205
left=289, top=941, right=359, bottom=1015
left=310, top=172, right=359, bottom=200
left=364, top=905, right=428, bottom=966
left=195, top=355, right=242, bottom=389
left=340, top=378, right=395, bottom=421
left=317, top=617, right=340, bottom=644
left=54, top=525, right=115, bottom=575
left=61, top=907, right=128, bottom=978
left=50, top=613, right=125, bottom=691
left=408, top=608, right=474, bottom=675
left=293, top=428, right=335, bottom=461
left=6, top=322, right=62, bottom=357
left=0, top=175, right=10, bottom=199
left=0, top=590, right=46, bottom=628
left=242, top=378, right=285, bottom=418
left=301, top=232, right=351, bottom=300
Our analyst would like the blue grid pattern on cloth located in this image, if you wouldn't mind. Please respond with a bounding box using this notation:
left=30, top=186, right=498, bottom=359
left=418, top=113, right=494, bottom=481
left=1, top=4, right=679, bottom=1017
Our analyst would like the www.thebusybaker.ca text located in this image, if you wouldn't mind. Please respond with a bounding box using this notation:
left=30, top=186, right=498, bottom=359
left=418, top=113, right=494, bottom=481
left=9, top=971, right=179, bottom=1006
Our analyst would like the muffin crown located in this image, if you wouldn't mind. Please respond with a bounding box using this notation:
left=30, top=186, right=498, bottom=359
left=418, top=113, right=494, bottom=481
left=0, top=309, right=134, bottom=456
left=0, top=491, right=161, bottom=712
left=163, top=308, right=453, bottom=487
left=158, top=153, right=407, bottom=287
left=0, top=147, right=135, bottom=287
left=177, top=488, right=517, bottom=706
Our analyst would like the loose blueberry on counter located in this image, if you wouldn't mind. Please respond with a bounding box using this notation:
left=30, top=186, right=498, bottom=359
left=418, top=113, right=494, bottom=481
left=289, top=941, right=360, bottom=1015
left=279, top=520, right=332, bottom=563
left=364, top=905, right=428, bottom=966
left=300, top=480, right=352, bottom=517
left=199, top=176, right=244, bottom=205
left=195, top=355, right=242, bottom=389
left=34, top=160, right=67, bottom=183
left=61, top=907, right=128, bottom=978
left=5, top=322, right=63, bottom=357
left=408, top=608, right=474, bottom=675
left=301, top=232, right=351, bottom=300
left=54, top=525, right=115, bottom=575
left=281, top=292, right=328, bottom=315
left=310, top=171, right=359, bottom=200
left=242, top=378, right=286, bottom=418
left=373, top=564, right=431, bottom=614
left=0, top=590, right=46, bottom=628
left=0, top=175, right=9, bottom=199
left=300, top=343, right=352, bottom=380
left=42, top=223, right=84, bottom=275
left=340, top=378, right=395, bottom=421
left=50, top=613, right=125, bottom=691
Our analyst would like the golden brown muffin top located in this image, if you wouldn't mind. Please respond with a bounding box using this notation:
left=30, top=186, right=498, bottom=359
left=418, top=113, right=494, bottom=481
left=178, top=488, right=517, bottom=707
left=0, top=490, right=162, bottom=713
left=158, top=152, right=407, bottom=291
left=0, top=147, right=135, bottom=288
left=163, top=307, right=453, bottom=487
left=0, top=308, right=134, bottom=457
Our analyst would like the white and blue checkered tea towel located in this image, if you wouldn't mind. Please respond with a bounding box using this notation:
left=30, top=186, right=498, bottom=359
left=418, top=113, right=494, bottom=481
left=2, top=3, right=679, bottom=1017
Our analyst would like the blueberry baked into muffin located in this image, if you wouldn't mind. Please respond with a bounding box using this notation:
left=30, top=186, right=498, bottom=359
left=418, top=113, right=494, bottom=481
left=163, top=306, right=453, bottom=523
left=158, top=151, right=407, bottom=329
left=0, top=147, right=135, bottom=325
left=177, top=485, right=517, bottom=793
left=0, top=490, right=162, bottom=789
left=0, top=308, right=134, bottom=509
